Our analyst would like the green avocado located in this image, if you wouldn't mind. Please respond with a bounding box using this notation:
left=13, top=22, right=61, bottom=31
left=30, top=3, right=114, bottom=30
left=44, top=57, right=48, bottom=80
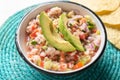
left=39, top=12, right=76, bottom=52
left=58, top=13, right=84, bottom=51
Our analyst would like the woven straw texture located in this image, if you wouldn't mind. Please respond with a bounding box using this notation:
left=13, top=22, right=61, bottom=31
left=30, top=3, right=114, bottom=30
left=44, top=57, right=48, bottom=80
left=0, top=5, right=120, bottom=80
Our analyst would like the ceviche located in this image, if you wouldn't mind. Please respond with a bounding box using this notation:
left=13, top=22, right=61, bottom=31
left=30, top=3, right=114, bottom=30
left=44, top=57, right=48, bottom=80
left=26, top=7, right=101, bottom=71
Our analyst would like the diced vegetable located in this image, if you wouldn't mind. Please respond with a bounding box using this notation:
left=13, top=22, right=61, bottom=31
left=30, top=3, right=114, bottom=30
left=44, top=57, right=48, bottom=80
left=44, top=60, right=53, bottom=70
left=79, top=33, right=88, bottom=40
left=73, top=55, right=90, bottom=69
left=91, top=28, right=97, bottom=33
left=31, top=24, right=37, bottom=31
left=30, top=29, right=40, bottom=39
left=45, top=8, right=50, bottom=13
left=73, top=54, right=78, bottom=61
left=68, top=23, right=73, bottom=27
left=40, top=61, right=44, bottom=68
left=55, top=28, right=59, bottom=33
left=60, top=52, right=65, bottom=63
left=96, top=30, right=100, bottom=35
left=94, top=46, right=99, bottom=52
left=73, top=61, right=84, bottom=69
left=45, top=41, right=49, bottom=46
left=78, top=55, right=90, bottom=65
left=31, top=40, right=37, bottom=45
left=52, top=62, right=59, bottom=71
left=88, top=26, right=94, bottom=29
left=42, top=46, right=48, bottom=50
left=79, top=34, right=86, bottom=40
left=36, top=58, right=41, bottom=66
left=31, top=55, right=41, bottom=65
left=87, top=20, right=94, bottom=27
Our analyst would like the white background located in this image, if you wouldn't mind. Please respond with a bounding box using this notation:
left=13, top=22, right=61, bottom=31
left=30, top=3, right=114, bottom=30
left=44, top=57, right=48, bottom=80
left=0, top=0, right=59, bottom=27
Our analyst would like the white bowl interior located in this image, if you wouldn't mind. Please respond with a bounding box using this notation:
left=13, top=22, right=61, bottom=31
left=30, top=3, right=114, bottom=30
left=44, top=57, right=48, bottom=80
left=16, top=1, right=106, bottom=74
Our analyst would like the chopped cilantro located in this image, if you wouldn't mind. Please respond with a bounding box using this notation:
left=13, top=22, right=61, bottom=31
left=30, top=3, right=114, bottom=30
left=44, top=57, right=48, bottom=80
left=31, top=40, right=37, bottom=45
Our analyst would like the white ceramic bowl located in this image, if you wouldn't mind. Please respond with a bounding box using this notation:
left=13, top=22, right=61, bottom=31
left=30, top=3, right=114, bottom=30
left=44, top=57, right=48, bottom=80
left=15, top=1, right=107, bottom=75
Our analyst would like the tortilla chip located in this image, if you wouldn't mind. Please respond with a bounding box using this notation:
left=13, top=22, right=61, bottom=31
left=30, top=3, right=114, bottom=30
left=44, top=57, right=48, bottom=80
left=106, top=25, right=120, bottom=49
left=99, top=7, right=120, bottom=26
left=71, top=0, right=120, bottom=15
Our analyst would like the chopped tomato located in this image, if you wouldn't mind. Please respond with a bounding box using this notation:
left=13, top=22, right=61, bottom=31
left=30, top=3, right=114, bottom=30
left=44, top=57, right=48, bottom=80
left=92, top=28, right=97, bottom=33
left=73, top=62, right=84, bottom=69
left=40, top=56, right=45, bottom=60
left=31, top=24, right=37, bottom=31
left=30, top=29, right=41, bottom=39
left=59, top=52, right=65, bottom=63
left=72, top=27, right=76, bottom=32
left=30, top=29, right=38, bottom=38
left=40, top=61, right=44, bottom=68
left=79, top=33, right=88, bottom=40
left=94, top=46, right=98, bottom=52
left=79, top=34, right=86, bottom=40
left=74, top=54, right=78, bottom=61
left=45, top=8, right=50, bottom=13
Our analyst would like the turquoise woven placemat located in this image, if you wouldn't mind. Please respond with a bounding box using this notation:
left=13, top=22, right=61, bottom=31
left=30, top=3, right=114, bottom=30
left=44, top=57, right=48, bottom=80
left=0, top=5, right=120, bottom=80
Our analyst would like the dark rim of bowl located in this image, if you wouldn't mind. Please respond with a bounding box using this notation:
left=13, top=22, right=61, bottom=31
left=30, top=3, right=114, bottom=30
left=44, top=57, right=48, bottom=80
left=15, top=1, right=107, bottom=75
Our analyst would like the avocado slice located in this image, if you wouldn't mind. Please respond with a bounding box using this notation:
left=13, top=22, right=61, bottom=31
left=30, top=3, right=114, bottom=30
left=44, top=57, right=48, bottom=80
left=39, top=12, right=76, bottom=52
left=58, top=13, right=85, bottom=51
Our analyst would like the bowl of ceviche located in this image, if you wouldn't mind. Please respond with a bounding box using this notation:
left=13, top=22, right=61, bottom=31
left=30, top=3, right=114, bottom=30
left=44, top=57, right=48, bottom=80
left=15, top=1, right=107, bottom=75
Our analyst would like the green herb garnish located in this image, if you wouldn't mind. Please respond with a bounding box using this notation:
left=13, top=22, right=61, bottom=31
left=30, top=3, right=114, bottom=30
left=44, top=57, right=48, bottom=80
left=88, top=26, right=94, bottom=29
left=87, top=20, right=94, bottom=26
left=87, top=20, right=94, bottom=29
left=68, top=23, right=73, bottom=27
left=31, top=40, right=37, bottom=45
